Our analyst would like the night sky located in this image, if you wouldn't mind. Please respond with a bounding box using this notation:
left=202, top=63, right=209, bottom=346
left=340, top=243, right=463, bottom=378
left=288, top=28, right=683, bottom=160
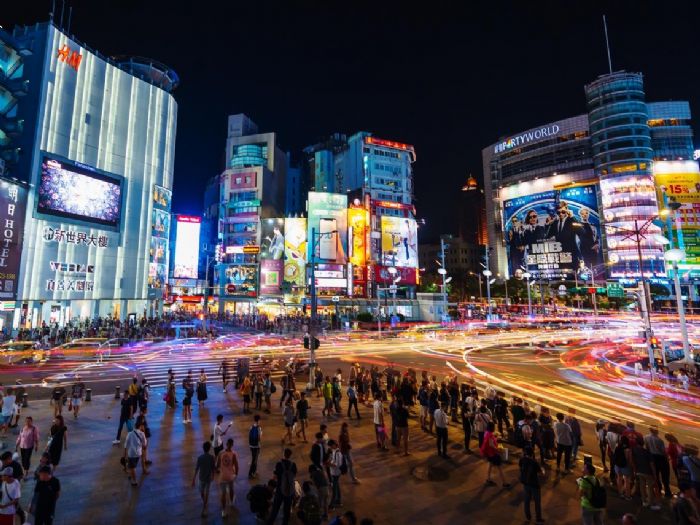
left=5, top=1, right=700, bottom=241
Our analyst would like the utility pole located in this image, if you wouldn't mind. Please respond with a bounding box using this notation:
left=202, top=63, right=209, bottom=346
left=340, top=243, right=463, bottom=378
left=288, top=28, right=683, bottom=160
left=483, top=245, right=492, bottom=319
left=307, top=227, right=318, bottom=391
left=439, top=237, right=448, bottom=320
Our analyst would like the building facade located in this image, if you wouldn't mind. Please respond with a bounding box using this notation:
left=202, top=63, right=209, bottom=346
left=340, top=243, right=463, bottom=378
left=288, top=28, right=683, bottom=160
left=483, top=70, right=696, bottom=287
left=1, top=22, right=177, bottom=328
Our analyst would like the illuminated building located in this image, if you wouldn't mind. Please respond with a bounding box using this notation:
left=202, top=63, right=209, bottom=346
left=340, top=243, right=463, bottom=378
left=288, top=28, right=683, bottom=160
left=0, top=21, right=177, bottom=328
left=483, top=70, right=694, bottom=282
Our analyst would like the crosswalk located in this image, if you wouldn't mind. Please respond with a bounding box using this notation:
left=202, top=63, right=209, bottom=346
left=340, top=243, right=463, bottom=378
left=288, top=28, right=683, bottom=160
left=131, top=351, right=285, bottom=390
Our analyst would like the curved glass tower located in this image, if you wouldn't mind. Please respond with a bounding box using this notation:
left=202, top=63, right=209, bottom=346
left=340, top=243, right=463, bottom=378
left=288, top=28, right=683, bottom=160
left=585, top=72, right=665, bottom=279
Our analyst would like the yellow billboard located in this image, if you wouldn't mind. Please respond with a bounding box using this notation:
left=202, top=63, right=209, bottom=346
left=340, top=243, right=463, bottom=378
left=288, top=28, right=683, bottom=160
left=654, top=161, right=700, bottom=204
left=283, top=218, right=307, bottom=287
left=348, top=208, right=369, bottom=267
left=381, top=216, right=418, bottom=268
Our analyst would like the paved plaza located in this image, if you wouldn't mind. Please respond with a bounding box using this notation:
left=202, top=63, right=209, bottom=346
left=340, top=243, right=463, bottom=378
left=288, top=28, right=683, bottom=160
left=1, top=364, right=681, bottom=525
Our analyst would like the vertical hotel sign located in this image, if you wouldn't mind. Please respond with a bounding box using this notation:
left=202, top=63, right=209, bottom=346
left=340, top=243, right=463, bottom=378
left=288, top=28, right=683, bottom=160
left=0, top=180, right=27, bottom=299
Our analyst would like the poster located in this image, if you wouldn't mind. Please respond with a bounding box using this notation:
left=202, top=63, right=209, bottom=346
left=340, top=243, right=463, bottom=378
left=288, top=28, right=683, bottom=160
left=219, top=264, right=258, bottom=297
left=149, top=237, right=167, bottom=265
left=380, top=216, right=418, bottom=268
left=654, top=160, right=700, bottom=268
left=348, top=207, right=369, bottom=267
left=0, top=180, right=27, bottom=300
left=152, top=209, right=170, bottom=239
left=307, top=192, right=347, bottom=263
left=148, top=263, right=167, bottom=289
left=260, top=218, right=285, bottom=260
left=260, top=259, right=283, bottom=295
left=153, top=184, right=172, bottom=211
left=284, top=218, right=307, bottom=288
left=502, top=183, right=603, bottom=279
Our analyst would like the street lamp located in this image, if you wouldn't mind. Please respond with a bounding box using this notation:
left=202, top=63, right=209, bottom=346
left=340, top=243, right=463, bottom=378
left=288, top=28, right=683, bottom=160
left=522, top=272, right=533, bottom=318
left=438, top=267, right=448, bottom=321
left=483, top=269, right=492, bottom=319
left=388, top=267, right=398, bottom=322
left=665, top=248, right=692, bottom=363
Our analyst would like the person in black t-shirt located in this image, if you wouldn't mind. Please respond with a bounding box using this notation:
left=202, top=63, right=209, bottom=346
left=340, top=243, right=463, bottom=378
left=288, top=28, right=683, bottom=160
left=112, top=392, right=133, bottom=445
left=31, top=466, right=60, bottom=525
left=395, top=399, right=410, bottom=456
left=519, top=446, right=544, bottom=524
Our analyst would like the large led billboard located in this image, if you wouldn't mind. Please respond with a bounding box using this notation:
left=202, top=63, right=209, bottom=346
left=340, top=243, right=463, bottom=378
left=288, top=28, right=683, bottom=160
left=307, top=192, right=347, bottom=263
left=380, top=216, right=418, bottom=268
left=284, top=218, right=307, bottom=288
left=654, top=160, right=700, bottom=271
left=348, top=208, right=369, bottom=267
left=173, top=215, right=201, bottom=279
left=219, top=264, right=258, bottom=297
left=0, top=180, right=27, bottom=300
left=260, top=218, right=285, bottom=260
left=38, top=156, right=122, bottom=228
left=502, top=183, right=603, bottom=279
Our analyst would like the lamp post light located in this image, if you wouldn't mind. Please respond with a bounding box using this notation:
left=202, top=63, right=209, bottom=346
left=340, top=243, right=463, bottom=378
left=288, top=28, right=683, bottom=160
left=437, top=267, right=448, bottom=321
left=665, top=248, right=692, bottom=364
left=388, top=267, right=398, bottom=319
left=522, top=272, right=533, bottom=319
left=483, top=269, right=492, bottom=319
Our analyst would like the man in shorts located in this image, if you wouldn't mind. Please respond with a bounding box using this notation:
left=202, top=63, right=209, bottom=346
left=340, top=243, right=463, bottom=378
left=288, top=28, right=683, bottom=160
left=70, top=376, right=85, bottom=419
left=123, top=420, right=146, bottom=487
left=216, top=438, right=238, bottom=518
left=192, top=441, right=215, bottom=517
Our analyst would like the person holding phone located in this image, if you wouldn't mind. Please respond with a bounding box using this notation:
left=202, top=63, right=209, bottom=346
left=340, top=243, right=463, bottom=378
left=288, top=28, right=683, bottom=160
left=212, top=415, right=232, bottom=458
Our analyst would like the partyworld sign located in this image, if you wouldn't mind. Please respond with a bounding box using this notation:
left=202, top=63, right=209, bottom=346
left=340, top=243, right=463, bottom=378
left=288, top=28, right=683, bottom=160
left=494, top=124, right=561, bottom=154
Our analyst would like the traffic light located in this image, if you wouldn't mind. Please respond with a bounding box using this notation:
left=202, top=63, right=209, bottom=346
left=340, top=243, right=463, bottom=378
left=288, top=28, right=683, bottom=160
left=304, top=336, right=320, bottom=350
left=650, top=337, right=660, bottom=351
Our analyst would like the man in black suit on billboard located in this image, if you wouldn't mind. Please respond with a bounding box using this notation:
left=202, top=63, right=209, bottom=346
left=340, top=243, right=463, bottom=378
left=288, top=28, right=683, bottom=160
left=545, top=202, right=580, bottom=269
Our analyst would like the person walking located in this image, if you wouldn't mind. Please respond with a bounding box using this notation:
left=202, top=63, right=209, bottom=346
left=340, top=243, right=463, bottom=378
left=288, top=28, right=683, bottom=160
left=595, top=421, right=608, bottom=473
left=554, top=412, right=574, bottom=474
left=339, top=422, right=359, bottom=483
left=267, top=448, right=297, bottom=525
left=566, top=410, right=583, bottom=463
left=248, top=415, right=262, bottom=479
left=327, top=440, right=343, bottom=510
left=461, top=397, right=475, bottom=454
left=474, top=405, right=492, bottom=448
left=263, top=373, right=273, bottom=414
left=577, top=463, right=606, bottom=525
left=322, top=377, right=333, bottom=418
left=395, top=399, right=410, bottom=456
left=182, top=373, right=194, bottom=423
left=137, top=379, right=149, bottom=415
left=481, top=422, right=510, bottom=488
left=113, top=392, right=133, bottom=445
left=417, top=381, right=429, bottom=431
left=519, top=446, right=545, bottom=524
left=346, top=381, right=360, bottom=419
left=197, top=369, right=208, bottom=407
left=16, top=416, right=39, bottom=477
left=281, top=399, right=296, bottom=446
left=69, top=376, right=85, bottom=419
left=644, top=426, right=672, bottom=498
left=434, top=402, right=449, bottom=458
left=332, top=377, right=342, bottom=415
left=296, top=392, right=309, bottom=443
left=47, top=415, right=67, bottom=472
left=192, top=441, right=216, bottom=517
left=216, top=438, right=238, bottom=518
left=630, top=436, right=661, bottom=510
left=218, top=359, right=230, bottom=393
left=241, top=375, right=252, bottom=414
left=50, top=386, right=65, bottom=418
left=31, top=465, right=60, bottom=525
left=213, top=414, right=232, bottom=458
left=123, top=419, right=147, bottom=487
left=254, top=374, right=264, bottom=411
left=0, top=466, right=20, bottom=525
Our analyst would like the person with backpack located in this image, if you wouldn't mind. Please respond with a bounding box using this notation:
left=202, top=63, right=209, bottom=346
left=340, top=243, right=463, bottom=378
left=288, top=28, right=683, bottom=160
left=297, top=480, right=323, bottom=525
left=267, top=448, right=297, bottom=525
left=248, top=415, right=262, bottom=479
left=519, top=446, right=545, bottom=524
left=613, top=435, right=633, bottom=500
left=577, top=463, right=606, bottom=525
left=327, top=440, right=344, bottom=510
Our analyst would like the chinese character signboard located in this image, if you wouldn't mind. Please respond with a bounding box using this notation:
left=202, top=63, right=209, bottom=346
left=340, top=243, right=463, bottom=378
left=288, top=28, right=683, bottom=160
left=0, top=180, right=27, bottom=299
left=502, top=183, right=603, bottom=279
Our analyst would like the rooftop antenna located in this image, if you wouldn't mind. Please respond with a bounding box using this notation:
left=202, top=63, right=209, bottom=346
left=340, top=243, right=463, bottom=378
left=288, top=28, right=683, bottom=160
left=603, top=15, right=613, bottom=74
left=67, top=5, right=72, bottom=34
left=59, top=0, right=65, bottom=29
left=50, top=0, right=56, bottom=22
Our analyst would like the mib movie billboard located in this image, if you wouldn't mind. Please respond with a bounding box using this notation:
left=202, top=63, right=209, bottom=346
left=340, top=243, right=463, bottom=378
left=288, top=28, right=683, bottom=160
left=502, top=183, right=602, bottom=279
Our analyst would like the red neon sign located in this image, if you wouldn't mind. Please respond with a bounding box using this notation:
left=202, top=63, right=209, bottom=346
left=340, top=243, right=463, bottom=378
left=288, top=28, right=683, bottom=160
left=364, top=136, right=414, bottom=152
left=177, top=215, right=201, bottom=223
left=57, top=44, right=82, bottom=71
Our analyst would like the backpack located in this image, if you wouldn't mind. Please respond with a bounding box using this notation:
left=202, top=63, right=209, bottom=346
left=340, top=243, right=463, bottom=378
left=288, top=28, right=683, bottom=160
left=249, top=425, right=260, bottom=447
left=612, top=443, right=627, bottom=468
left=581, top=476, right=607, bottom=509
left=270, top=382, right=277, bottom=394
left=514, top=423, right=525, bottom=448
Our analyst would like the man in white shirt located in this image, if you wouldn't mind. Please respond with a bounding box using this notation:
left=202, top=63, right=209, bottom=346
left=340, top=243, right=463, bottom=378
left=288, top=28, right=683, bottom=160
left=372, top=395, right=387, bottom=450
left=434, top=403, right=449, bottom=458
left=123, top=421, right=147, bottom=487
left=0, top=466, right=20, bottom=521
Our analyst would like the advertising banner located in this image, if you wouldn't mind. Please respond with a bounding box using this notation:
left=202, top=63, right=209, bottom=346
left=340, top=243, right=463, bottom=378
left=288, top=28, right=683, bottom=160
left=152, top=209, right=170, bottom=239
left=260, top=259, right=283, bottom=295
left=348, top=208, right=369, bottom=267
left=260, top=218, right=285, bottom=260
left=654, top=160, right=700, bottom=269
left=148, top=263, right=167, bottom=289
left=284, top=218, right=307, bottom=288
left=173, top=215, right=201, bottom=279
left=153, top=184, right=172, bottom=211
left=219, top=264, right=257, bottom=297
left=380, top=216, right=418, bottom=268
left=0, top=180, right=27, bottom=300
left=307, top=192, right=347, bottom=263
left=502, top=183, right=603, bottom=279
left=373, top=265, right=418, bottom=285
